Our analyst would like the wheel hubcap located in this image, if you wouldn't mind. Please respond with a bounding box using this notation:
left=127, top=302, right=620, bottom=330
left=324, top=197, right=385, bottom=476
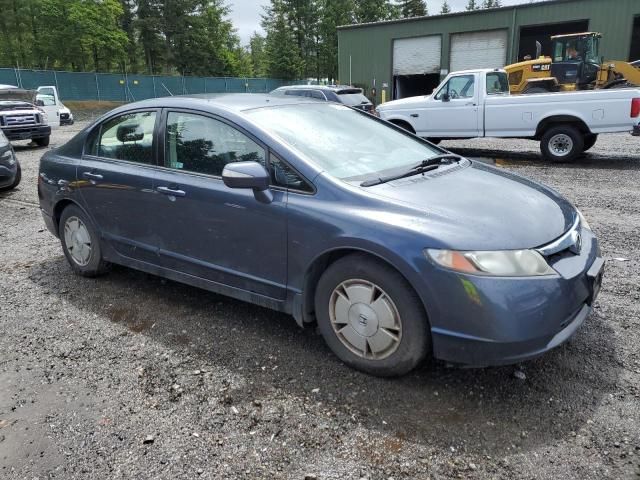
left=329, top=280, right=402, bottom=360
left=549, top=133, right=573, bottom=157
left=64, top=216, right=92, bottom=266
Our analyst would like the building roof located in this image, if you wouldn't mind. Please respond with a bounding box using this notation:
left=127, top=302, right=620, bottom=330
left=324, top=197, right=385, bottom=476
left=337, top=0, right=579, bottom=31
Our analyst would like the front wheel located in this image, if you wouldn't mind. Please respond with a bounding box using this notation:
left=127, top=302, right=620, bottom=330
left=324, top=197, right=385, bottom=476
left=35, top=136, right=50, bottom=147
left=540, top=125, right=584, bottom=163
left=426, top=138, right=441, bottom=145
left=59, top=204, right=110, bottom=277
left=0, top=163, right=20, bottom=191
left=315, top=254, right=431, bottom=377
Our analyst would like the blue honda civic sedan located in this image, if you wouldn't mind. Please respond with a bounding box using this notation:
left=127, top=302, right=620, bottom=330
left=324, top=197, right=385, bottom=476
left=38, top=94, right=604, bottom=376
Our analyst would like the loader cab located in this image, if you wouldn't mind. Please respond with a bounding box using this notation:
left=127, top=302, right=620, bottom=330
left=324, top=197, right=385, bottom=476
left=550, top=33, right=601, bottom=89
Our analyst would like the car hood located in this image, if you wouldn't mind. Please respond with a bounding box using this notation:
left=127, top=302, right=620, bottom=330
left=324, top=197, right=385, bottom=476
left=377, top=95, right=429, bottom=111
left=360, top=161, right=576, bottom=251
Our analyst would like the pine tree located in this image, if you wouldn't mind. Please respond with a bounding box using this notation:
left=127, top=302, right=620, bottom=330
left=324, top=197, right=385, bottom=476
left=440, top=1, right=451, bottom=14
left=354, top=0, right=394, bottom=23
left=466, top=0, right=479, bottom=10
left=396, top=0, right=427, bottom=18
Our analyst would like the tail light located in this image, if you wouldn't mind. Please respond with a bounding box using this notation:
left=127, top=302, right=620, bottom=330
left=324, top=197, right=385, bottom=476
left=631, top=98, right=640, bottom=118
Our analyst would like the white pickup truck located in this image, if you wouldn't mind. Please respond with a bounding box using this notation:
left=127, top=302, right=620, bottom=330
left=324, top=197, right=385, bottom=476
left=377, top=68, right=640, bottom=162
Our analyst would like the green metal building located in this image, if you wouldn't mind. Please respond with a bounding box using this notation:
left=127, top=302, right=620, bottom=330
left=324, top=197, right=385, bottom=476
left=337, top=0, right=640, bottom=103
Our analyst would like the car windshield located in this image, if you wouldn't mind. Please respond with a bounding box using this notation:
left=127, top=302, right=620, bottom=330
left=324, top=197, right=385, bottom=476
left=245, top=103, right=441, bottom=182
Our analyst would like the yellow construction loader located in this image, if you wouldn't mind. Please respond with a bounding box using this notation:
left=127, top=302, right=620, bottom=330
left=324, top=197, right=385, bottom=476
left=506, top=32, right=640, bottom=94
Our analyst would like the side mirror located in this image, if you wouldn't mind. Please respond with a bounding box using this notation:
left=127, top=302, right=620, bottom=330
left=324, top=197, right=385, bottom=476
left=442, top=93, right=451, bottom=102
left=35, top=99, right=45, bottom=107
left=222, top=161, right=272, bottom=203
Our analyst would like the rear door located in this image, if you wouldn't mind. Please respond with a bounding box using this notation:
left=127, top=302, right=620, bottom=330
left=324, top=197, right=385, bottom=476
left=78, top=109, right=161, bottom=263
left=418, top=74, right=481, bottom=137
left=149, top=109, right=288, bottom=300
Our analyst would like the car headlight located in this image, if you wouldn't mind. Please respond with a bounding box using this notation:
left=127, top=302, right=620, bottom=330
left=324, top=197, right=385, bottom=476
left=576, top=209, right=591, bottom=231
left=0, top=149, right=15, bottom=166
left=425, top=248, right=556, bottom=277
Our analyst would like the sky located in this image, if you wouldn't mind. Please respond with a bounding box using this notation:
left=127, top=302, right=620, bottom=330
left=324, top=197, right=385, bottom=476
left=228, top=0, right=539, bottom=45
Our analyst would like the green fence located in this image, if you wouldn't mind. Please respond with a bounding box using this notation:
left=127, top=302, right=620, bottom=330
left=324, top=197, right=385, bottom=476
left=0, top=68, right=298, bottom=102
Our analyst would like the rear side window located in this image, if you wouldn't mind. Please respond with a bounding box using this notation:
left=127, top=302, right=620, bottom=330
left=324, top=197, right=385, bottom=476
left=91, top=111, right=157, bottom=165
left=486, top=72, right=509, bottom=95
left=165, top=112, right=266, bottom=177
left=285, top=90, right=305, bottom=97
left=309, top=91, right=326, bottom=100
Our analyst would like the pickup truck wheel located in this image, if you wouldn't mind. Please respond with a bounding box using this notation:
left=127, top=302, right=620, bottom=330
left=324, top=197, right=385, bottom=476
left=59, top=205, right=110, bottom=277
left=314, top=254, right=431, bottom=377
left=583, top=134, right=598, bottom=152
left=541, top=125, right=584, bottom=163
left=35, top=136, right=50, bottom=147
left=427, top=138, right=441, bottom=145
left=390, top=120, right=415, bottom=134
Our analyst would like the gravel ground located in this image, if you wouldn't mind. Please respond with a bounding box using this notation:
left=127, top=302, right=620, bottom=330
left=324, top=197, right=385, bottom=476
left=1, top=124, right=639, bottom=479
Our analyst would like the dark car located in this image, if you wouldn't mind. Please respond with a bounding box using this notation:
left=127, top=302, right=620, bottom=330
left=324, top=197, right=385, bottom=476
left=38, top=94, right=604, bottom=377
left=0, top=129, right=21, bottom=191
left=270, top=85, right=374, bottom=113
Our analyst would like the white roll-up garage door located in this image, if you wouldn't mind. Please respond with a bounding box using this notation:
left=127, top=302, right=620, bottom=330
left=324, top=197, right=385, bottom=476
left=393, top=36, right=442, bottom=75
left=450, top=30, right=508, bottom=72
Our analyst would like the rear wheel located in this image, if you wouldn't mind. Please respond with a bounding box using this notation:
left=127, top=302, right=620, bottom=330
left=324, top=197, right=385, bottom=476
left=35, top=136, right=50, bottom=147
left=540, top=125, right=584, bottom=163
left=314, top=254, right=430, bottom=377
left=59, top=204, right=110, bottom=277
left=583, top=133, right=598, bottom=152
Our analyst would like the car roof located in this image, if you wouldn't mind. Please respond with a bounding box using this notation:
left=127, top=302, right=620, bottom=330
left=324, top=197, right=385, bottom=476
left=274, top=85, right=363, bottom=93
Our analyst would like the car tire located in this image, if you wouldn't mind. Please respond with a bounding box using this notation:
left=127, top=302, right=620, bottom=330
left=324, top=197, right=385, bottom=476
left=583, top=133, right=598, bottom=152
left=59, top=204, right=110, bottom=277
left=0, top=162, right=20, bottom=192
left=427, top=138, right=441, bottom=145
left=35, top=136, right=50, bottom=147
left=540, top=125, right=584, bottom=163
left=390, top=120, right=415, bottom=135
left=314, top=253, right=431, bottom=377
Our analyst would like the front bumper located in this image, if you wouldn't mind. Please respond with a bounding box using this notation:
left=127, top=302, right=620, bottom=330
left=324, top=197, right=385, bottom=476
left=2, top=125, right=51, bottom=141
left=425, top=228, right=603, bottom=366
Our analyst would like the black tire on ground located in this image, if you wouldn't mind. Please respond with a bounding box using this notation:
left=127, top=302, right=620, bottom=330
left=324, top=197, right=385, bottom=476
left=540, top=125, right=584, bottom=163
left=35, top=136, right=50, bottom=147
left=314, top=253, right=431, bottom=377
left=426, top=138, right=441, bottom=145
left=58, top=204, right=110, bottom=277
left=390, top=120, right=415, bottom=134
left=583, top=133, right=598, bottom=152
left=523, top=86, right=550, bottom=94
left=0, top=162, right=20, bottom=192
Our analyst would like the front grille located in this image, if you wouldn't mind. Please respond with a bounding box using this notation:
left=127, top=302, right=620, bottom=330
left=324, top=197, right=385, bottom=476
left=5, top=114, right=38, bottom=127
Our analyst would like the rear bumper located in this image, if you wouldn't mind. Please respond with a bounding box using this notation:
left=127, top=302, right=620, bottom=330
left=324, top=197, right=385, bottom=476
left=632, top=124, right=640, bottom=137
left=2, top=125, right=51, bottom=141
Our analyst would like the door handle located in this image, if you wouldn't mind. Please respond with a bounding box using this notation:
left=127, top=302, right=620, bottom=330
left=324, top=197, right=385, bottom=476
left=157, top=186, right=186, bottom=197
left=410, top=113, right=419, bottom=118
left=82, top=172, right=103, bottom=181
left=465, top=103, right=476, bottom=106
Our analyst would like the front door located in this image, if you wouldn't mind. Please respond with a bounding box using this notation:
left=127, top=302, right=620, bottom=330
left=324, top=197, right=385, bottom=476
left=420, top=74, right=480, bottom=137
left=78, top=109, right=161, bottom=263
left=150, top=110, right=288, bottom=300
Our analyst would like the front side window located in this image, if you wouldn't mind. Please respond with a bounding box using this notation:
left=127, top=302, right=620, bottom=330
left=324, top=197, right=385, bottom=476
left=435, top=75, right=475, bottom=100
left=246, top=103, right=441, bottom=183
left=485, top=72, right=509, bottom=95
left=165, top=112, right=266, bottom=177
left=93, top=111, right=157, bottom=164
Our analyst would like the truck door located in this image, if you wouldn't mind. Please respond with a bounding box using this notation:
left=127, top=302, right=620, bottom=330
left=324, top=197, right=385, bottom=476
left=36, top=86, right=59, bottom=128
left=425, top=74, right=480, bottom=137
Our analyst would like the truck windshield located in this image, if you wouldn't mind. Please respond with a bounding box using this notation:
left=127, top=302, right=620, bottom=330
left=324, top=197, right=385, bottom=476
left=245, top=103, right=441, bottom=182
left=486, top=72, right=509, bottom=95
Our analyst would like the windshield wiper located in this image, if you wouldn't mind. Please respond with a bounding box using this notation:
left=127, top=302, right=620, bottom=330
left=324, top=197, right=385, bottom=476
left=361, top=154, right=463, bottom=187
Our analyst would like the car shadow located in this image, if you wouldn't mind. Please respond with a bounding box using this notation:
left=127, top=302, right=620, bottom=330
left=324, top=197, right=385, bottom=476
left=28, top=256, right=620, bottom=458
left=448, top=147, right=640, bottom=170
